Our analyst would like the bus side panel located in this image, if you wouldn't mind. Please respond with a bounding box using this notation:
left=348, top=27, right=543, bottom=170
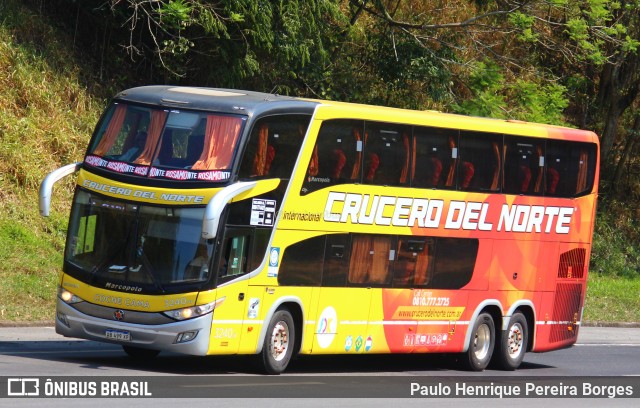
left=235, top=284, right=266, bottom=354
left=377, top=288, right=469, bottom=353
left=490, top=239, right=546, bottom=293
left=312, top=287, right=372, bottom=354
left=300, top=286, right=321, bottom=354
left=207, top=279, right=248, bottom=355
left=532, top=240, right=589, bottom=352
left=310, top=287, right=372, bottom=354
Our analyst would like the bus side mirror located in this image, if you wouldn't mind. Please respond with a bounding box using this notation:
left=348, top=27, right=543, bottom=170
left=202, top=181, right=257, bottom=239
left=39, top=162, right=82, bottom=217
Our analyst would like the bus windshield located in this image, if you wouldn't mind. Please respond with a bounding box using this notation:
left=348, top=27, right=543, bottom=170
left=65, top=190, right=213, bottom=293
left=85, top=103, right=245, bottom=182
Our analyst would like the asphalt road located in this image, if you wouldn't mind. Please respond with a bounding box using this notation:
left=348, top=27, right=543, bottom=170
left=0, top=326, right=638, bottom=407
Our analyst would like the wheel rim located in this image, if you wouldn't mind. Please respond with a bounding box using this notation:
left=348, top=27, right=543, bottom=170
left=506, top=322, right=524, bottom=359
left=270, top=320, right=289, bottom=362
left=473, top=323, right=491, bottom=361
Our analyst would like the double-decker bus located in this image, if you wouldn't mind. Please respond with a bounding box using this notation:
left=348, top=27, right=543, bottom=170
left=40, top=86, right=599, bottom=374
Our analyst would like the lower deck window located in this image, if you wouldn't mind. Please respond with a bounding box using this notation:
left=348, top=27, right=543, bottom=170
left=278, top=233, right=478, bottom=289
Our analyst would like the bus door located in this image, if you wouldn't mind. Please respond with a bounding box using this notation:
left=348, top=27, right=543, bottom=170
left=208, top=227, right=253, bottom=354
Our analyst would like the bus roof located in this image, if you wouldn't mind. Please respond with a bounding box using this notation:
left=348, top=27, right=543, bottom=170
left=115, top=86, right=599, bottom=145
left=114, top=86, right=320, bottom=117
left=310, top=99, right=599, bottom=144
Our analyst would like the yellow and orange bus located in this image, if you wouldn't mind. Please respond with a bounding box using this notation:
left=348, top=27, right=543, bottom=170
left=40, top=86, right=599, bottom=374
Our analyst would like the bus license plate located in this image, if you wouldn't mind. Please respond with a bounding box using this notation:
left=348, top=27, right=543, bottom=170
left=105, top=329, right=131, bottom=341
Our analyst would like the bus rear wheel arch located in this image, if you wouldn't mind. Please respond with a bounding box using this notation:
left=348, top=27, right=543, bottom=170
left=260, top=307, right=296, bottom=374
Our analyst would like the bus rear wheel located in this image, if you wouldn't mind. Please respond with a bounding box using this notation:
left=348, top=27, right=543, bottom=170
left=462, top=312, right=495, bottom=371
left=260, top=308, right=295, bottom=374
left=494, top=312, right=528, bottom=370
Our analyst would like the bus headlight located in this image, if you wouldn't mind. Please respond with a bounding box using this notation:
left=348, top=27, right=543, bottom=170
left=163, top=298, right=223, bottom=321
left=58, top=287, right=84, bottom=304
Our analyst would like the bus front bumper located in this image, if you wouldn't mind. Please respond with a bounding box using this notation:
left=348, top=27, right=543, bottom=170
left=55, top=300, right=213, bottom=356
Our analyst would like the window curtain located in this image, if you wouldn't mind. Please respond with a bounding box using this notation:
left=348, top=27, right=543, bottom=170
left=369, top=236, right=391, bottom=284
left=349, top=236, right=390, bottom=284
left=93, top=104, right=127, bottom=156
left=308, top=145, right=319, bottom=177
left=250, top=124, right=269, bottom=176
left=489, top=142, right=501, bottom=191
left=410, top=137, right=417, bottom=183
left=399, top=133, right=410, bottom=184
left=445, top=136, right=458, bottom=187
left=134, top=110, right=168, bottom=165
left=350, top=128, right=363, bottom=180
left=349, top=236, right=372, bottom=284
left=413, top=244, right=431, bottom=286
left=192, top=115, right=243, bottom=170
left=576, top=149, right=588, bottom=193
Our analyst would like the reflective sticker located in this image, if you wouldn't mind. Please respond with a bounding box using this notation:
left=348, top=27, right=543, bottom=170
left=354, top=336, right=363, bottom=352
left=345, top=335, right=353, bottom=352
left=248, top=298, right=260, bottom=319
left=267, top=247, right=280, bottom=277
left=365, top=336, right=373, bottom=352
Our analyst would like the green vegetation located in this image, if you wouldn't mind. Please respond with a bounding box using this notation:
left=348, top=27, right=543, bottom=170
left=0, top=0, right=638, bottom=324
left=0, top=0, right=105, bottom=321
left=585, top=274, right=640, bottom=323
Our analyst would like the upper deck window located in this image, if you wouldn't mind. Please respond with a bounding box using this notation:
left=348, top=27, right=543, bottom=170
left=86, top=103, right=244, bottom=182
left=238, top=114, right=311, bottom=180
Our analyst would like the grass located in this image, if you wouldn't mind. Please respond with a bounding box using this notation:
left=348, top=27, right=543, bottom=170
left=0, top=0, right=638, bottom=325
left=584, top=274, right=640, bottom=324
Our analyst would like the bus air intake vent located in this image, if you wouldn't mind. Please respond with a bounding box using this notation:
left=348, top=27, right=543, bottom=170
left=549, top=283, right=583, bottom=343
left=557, top=248, right=586, bottom=279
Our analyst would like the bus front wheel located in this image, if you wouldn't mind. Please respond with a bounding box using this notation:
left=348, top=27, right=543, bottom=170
left=261, top=308, right=295, bottom=374
left=494, top=312, right=528, bottom=370
left=462, top=312, right=495, bottom=371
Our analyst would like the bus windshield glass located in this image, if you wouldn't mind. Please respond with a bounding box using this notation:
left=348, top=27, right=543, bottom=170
left=85, top=102, right=245, bottom=182
left=65, top=190, right=213, bottom=293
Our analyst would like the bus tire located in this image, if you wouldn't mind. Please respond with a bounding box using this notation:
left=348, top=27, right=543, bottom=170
left=122, top=345, right=160, bottom=360
left=494, top=312, right=528, bottom=370
left=462, top=312, right=495, bottom=371
left=261, top=308, right=295, bottom=375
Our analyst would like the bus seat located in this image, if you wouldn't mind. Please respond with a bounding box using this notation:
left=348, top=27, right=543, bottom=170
left=365, top=152, right=380, bottom=182
left=429, top=157, right=443, bottom=186
left=119, top=131, right=147, bottom=162
left=547, top=167, right=560, bottom=194
left=186, top=134, right=204, bottom=167
left=460, top=161, right=475, bottom=188
left=519, top=165, right=532, bottom=193
left=331, top=148, right=347, bottom=178
left=155, top=132, right=174, bottom=166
